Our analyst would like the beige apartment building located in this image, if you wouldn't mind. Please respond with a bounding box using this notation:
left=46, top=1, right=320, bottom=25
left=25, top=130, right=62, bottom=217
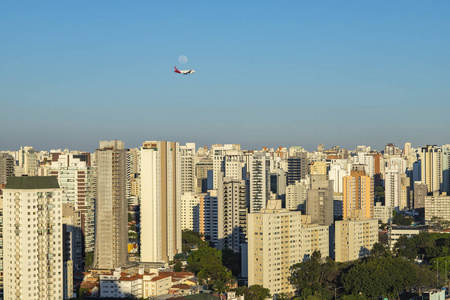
left=248, top=200, right=329, bottom=296
left=140, top=141, right=182, bottom=263
left=425, top=192, right=450, bottom=223
left=335, top=215, right=378, bottom=262
left=4, top=177, right=63, bottom=300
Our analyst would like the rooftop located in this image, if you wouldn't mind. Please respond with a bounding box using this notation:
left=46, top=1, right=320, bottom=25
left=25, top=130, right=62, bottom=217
left=6, top=176, right=60, bottom=189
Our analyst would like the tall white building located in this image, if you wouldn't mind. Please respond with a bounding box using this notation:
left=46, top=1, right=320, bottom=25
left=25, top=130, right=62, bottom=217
left=16, top=146, right=38, bottom=176
left=181, top=192, right=200, bottom=231
left=353, top=153, right=375, bottom=177
left=420, top=145, right=445, bottom=193
left=385, top=167, right=401, bottom=211
left=140, top=141, right=182, bottom=263
left=4, top=177, right=63, bottom=300
left=329, top=164, right=348, bottom=194
left=285, top=179, right=308, bottom=211
left=211, top=144, right=241, bottom=190
left=180, top=143, right=196, bottom=195
left=49, top=152, right=95, bottom=256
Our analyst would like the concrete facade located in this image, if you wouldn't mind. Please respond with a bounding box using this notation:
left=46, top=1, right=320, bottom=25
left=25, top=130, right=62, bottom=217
left=4, top=177, right=63, bottom=300
left=94, top=140, right=128, bottom=270
left=140, top=141, right=182, bottom=263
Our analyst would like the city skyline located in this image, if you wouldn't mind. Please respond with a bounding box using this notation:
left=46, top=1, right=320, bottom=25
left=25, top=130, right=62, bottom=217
left=1, top=1, right=450, bottom=151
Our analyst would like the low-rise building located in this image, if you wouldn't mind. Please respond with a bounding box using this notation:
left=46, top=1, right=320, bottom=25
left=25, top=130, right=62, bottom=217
left=425, top=192, right=450, bottom=223
left=335, top=215, right=378, bottom=262
left=248, top=200, right=329, bottom=296
left=388, top=225, right=428, bottom=251
left=96, top=268, right=196, bottom=298
left=373, top=202, right=391, bottom=224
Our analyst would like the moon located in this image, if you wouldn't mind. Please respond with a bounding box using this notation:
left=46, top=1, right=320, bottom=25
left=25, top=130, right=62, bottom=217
left=178, top=55, right=188, bottom=64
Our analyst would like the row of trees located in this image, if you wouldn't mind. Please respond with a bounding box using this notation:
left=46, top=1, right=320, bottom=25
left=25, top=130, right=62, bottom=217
left=183, top=230, right=450, bottom=299
left=289, top=244, right=436, bottom=300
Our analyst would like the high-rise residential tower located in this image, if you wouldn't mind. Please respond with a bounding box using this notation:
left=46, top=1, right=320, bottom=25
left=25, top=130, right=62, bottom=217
left=306, top=174, right=334, bottom=226
left=385, top=167, right=401, bottom=211
left=0, top=153, right=14, bottom=185
left=287, top=152, right=308, bottom=185
left=4, top=177, right=63, bottom=300
left=180, top=143, right=196, bottom=195
left=140, top=141, right=182, bottom=263
left=249, top=151, right=270, bottom=213
left=49, top=152, right=95, bottom=261
left=343, top=169, right=374, bottom=219
left=93, top=140, right=128, bottom=270
left=420, top=145, right=446, bottom=193
left=221, top=177, right=247, bottom=253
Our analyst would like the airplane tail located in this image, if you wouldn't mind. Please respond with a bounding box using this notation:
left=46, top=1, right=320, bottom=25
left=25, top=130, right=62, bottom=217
left=174, top=66, right=180, bottom=73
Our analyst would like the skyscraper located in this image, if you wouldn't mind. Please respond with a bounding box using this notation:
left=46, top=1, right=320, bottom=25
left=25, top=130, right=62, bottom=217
left=287, top=152, right=308, bottom=185
left=306, top=174, right=334, bottom=226
left=343, top=169, right=374, bottom=219
left=140, top=141, right=181, bottom=263
left=93, top=140, right=128, bottom=270
left=249, top=151, right=270, bottom=213
left=385, top=167, right=401, bottom=211
left=4, top=176, right=63, bottom=300
left=49, top=152, right=95, bottom=261
left=221, top=177, right=247, bottom=253
left=420, top=145, right=445, bottom=193
left=0, top=153, right=14, bottom=185
left=180, top=143, right=196, bottom=195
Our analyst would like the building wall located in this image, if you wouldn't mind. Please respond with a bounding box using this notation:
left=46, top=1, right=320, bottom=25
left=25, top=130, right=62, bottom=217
left=248, top=201, right=329, bottom=296
left=343, top=171, right=374, bottom=219
left=140, top=141, right=181, bottom=263
left=335, top=218, right=378, bottom=262
left=425, top=193, right=450, bottom=223
left=180, top=143, right=196, bottom=195
left=4, top=177, right=63, bottom=300
left=94, top=140, right=128, bottom=269
left=306, top=174, right=334, bottom=226
left=286, top=179, right=308, bottom=211
left=250, top=152, right=270, bottom=213
left=0, top=154, right=14, bottom=185
left=221, top=178, right=247, bottom=253
left=385, top=168, right=401, bottom=211
left=181, top=192, right=200, bottom=231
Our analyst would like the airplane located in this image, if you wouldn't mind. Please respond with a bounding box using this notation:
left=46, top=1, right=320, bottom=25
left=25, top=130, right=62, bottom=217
left=174, top=66, right=195, bottom=75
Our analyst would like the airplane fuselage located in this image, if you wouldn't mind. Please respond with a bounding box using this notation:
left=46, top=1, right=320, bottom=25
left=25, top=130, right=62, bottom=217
left=174, top=66, right=195, bottom=75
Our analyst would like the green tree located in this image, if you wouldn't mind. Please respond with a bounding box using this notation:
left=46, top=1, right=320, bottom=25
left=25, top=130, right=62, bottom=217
left=173, top=261, right=182, bottom=272
left=341, top=256, right=417, bottom=299
left=186, top=242, right=233, bottom=289
left=274, top=292, right=290, bottom=300
left=413, top=263, right=435, bottom=295
left=392, top=213, right=413, bottom=226
left=340, top=294, right=368, bottom=300
left=394, top=235, right=417, bottom=261
left=236, top=285, right=271, bottom=300
left=289, top=251, right=335, bottom=299
left=182, top=229, right=203, bottom=253
left=84, top=252, right=94, bottom=268
left=370, top=242, right=389, bottom=259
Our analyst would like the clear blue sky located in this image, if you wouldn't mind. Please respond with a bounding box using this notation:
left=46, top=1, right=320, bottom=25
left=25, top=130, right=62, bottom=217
left=1, top=1, right=449, bottom=152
